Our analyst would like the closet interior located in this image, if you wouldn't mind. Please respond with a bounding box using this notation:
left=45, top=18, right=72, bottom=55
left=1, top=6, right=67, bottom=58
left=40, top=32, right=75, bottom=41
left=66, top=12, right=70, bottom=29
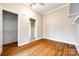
left=3, top=10, right=18, bottom=52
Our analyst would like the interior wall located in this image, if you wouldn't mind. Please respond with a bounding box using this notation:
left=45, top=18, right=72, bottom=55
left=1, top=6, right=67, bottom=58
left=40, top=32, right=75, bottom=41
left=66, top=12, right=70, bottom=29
left=0, top=7, right=2, bottom=54
left=0, top=3, right=42, bottom=46
left=3, top=11, right=18, bottom=45
left=75, top=24, right=79, bottom=53
left=43, top=5, right=76, bottom=44
left=75, top=24, right=79, bottom=45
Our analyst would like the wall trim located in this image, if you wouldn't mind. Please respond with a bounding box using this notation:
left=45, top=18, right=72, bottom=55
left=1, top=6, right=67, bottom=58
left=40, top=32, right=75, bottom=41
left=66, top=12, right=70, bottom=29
left=43, top=37, right=75, bottom=45
left=2, top=7, right=18, bottom=14
left=29, top=38, right=41, bottom=43
left=72, top=15, right=79, bottom=24
left=37, top=37, right=42, bottom=40
left=18, top=38, right=41, bottom=46
left=75, top=45, right=79, bottom=53
left=2, top=7, right=21, bottom=48
left=43, top=4, right=69, bottom=15
left=18, top=41, right=29, bottom=46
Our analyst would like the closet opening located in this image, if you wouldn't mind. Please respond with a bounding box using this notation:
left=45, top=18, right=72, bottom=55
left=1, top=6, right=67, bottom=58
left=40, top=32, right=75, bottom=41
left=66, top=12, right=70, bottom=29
left=30, top=18, right=36, bottom=41
left=2, top=10, right=18, bottom=52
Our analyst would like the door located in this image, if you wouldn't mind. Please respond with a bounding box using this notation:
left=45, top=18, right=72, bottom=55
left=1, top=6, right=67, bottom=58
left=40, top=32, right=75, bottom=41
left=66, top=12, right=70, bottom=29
left=30, top=18, right=36, bottom=41
left=0, top=7, right=2, bottom=55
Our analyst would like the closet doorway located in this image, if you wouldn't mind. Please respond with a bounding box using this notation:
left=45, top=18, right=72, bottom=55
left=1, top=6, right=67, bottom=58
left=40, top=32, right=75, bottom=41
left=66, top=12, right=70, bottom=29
left=30, top=18, right=36, bottom=41
left=2, top=10, right=18, bottom=52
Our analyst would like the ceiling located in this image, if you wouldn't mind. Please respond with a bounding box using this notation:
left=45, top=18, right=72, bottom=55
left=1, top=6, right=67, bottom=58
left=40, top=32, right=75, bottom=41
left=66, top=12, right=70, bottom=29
left=24, top=3, right=66, bottom=15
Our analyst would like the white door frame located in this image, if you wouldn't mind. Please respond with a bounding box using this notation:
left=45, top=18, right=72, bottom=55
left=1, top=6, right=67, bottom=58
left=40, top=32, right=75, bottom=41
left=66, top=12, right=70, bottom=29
left=2, top=8, right=19, bottom=47
left=29, top=18, right=37, bottom=42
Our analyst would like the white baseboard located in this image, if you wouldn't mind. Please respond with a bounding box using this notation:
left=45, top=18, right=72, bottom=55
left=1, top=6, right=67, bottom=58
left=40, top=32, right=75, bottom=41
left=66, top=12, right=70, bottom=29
left=27, top=38, right=41, bottom=44
left=18, top=41, right=29, bottom=46
left=36, top=37, right=42, bottom=40
left=18, top=37, right=75, bottom=46
left=43, top=37, right=75, bottom=45
left=75, top=45, right=79, bottom=53
left=18, top=38, right=41, bottom=46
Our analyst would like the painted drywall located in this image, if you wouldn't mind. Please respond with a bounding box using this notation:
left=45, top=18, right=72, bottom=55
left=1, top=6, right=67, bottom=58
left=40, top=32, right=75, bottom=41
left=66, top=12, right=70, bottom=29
left=0, top=3, right=42, bottom=46
left=43, top=5, right=76, bottom=44
left=76, top=25, right=79, bottom=45
left=3, top=11, right=18, bottom=44
left=0, top=7, right=2, bottom=55
left=75, top=24, right=79, bottom=53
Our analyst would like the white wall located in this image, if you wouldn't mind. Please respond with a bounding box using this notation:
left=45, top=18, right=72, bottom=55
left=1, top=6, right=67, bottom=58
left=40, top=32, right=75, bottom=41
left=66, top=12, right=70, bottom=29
left=0, top=6, right=2, bottom=55
left=43, top=5, right=76, bottom=45
left=75, top=24, right=79, bottom=46
left=75, top=24, right=79, bottom=53
left=3, top=11, right=18, bottom=44
left=0, top=3, right=42, bottom=46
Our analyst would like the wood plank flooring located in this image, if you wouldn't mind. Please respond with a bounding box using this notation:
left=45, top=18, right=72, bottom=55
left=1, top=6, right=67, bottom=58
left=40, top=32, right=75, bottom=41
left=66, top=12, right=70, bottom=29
left=1, top=38, right=79, bottom=56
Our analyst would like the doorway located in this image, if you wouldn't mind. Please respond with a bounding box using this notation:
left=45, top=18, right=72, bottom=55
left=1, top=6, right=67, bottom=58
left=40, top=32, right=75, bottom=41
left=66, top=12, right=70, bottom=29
left=2, top=10, right=18, bottom=52
left=30, top=18, right=36, bottom=41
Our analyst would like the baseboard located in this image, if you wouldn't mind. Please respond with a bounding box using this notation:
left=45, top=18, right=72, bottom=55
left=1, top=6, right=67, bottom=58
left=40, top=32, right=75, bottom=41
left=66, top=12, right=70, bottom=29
left=18, top=38, right=41, bottom=46
left=36, top=37, right=42, bottom=40
left=18, top=41, right=29, bottom=46
left=30, top=38, right=42, bottom=42
left=3, top=42, right=18, bottom=46
left=18, top=37, right=75, bottom=47
left=42, top=37, right=75, bottom=45
left=75, top=45, right=79, bottom=53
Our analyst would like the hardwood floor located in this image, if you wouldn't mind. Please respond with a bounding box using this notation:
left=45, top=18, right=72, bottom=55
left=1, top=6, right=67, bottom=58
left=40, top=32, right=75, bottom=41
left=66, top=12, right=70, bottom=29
left=1, top=38, right=79, bottom=56
left=3, top=42, right=17, bottom=53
